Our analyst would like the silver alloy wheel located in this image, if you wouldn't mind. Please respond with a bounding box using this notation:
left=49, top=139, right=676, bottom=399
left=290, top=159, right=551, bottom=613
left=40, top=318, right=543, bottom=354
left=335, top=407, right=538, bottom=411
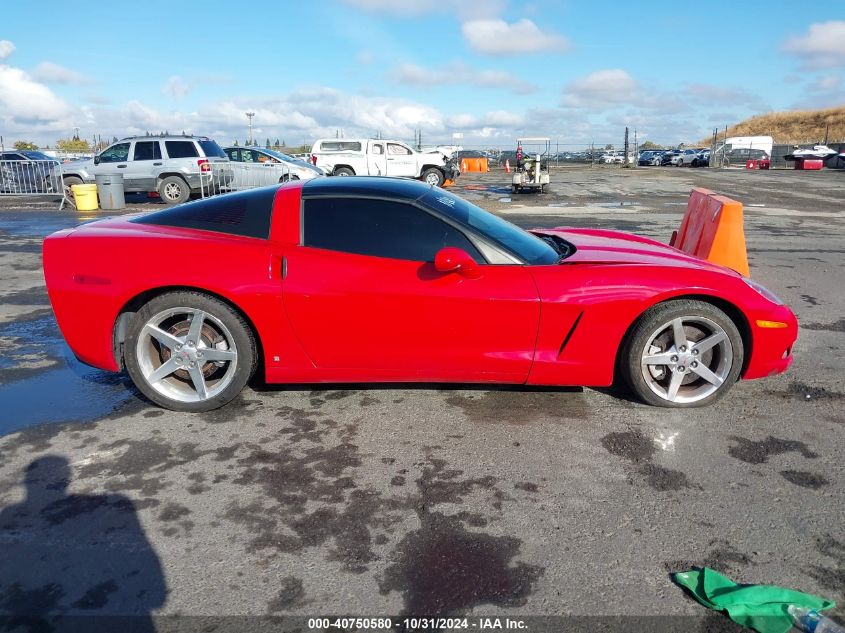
left=135, top=307, right=238, bottom=403
left=163, top=181, right=183, bottom=201
left=425, top=171, right=440, bottom=186
left=639, top=316, right=733, bottom=404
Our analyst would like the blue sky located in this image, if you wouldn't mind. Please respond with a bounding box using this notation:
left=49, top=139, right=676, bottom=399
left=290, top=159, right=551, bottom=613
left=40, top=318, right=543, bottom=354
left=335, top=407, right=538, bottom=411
left=1, top=1, right=843, bottom=148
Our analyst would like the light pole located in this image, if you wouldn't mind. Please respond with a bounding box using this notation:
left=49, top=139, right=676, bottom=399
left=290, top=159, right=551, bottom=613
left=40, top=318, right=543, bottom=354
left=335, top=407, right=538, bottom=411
left=245, top=112, right=255, bottom=146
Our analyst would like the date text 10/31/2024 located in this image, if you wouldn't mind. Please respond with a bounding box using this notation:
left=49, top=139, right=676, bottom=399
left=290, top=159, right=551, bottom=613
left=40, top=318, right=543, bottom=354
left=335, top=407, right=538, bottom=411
left=307, top=617, right=528, bottom=630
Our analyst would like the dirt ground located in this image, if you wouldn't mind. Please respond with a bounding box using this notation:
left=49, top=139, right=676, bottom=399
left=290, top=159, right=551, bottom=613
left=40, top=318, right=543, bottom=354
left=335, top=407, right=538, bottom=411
left=0, top=165, right=843, bottom=630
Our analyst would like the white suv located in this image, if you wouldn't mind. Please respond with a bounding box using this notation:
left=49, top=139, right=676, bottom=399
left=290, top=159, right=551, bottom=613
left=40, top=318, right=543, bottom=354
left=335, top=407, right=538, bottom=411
left=61, top=136, right=233, bottom=204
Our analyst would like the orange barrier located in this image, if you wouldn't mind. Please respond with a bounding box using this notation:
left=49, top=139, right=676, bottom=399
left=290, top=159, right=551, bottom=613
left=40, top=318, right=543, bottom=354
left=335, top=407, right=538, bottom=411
left=460, top=157, right=489, bottom=173
left=442, top=179, right=454, bottom=187
left=669, top=188, right=750, bottom=277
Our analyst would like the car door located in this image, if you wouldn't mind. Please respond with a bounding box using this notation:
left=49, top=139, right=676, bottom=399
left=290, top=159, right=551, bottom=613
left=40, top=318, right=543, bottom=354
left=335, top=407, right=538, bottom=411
left=281, top=196, right=541, bottom=382
left=124, top=140, right=162, bottom=191
left=253, top=150, right=288, bottom=185
left=93, top=142, right=131, bottom=179
left=367, top=142, right=387, bottom=175
left=384, top=142, right=417, bottom=177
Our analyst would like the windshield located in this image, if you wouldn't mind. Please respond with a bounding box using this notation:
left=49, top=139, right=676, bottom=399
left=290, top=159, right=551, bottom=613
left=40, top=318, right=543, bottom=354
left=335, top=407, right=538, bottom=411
left=419, top=188, right=561, bottom=265
left=262, top=148, right=318, bottom=170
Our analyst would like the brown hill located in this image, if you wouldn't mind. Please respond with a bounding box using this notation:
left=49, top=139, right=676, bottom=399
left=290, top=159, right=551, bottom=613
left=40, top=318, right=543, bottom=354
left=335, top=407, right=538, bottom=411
left=700, top=104, right=845, bottom=145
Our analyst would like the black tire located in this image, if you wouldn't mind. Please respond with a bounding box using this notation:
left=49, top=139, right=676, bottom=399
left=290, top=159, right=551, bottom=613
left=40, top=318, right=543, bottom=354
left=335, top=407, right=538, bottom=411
left=333, top=167, right=354, bottom=177
left=421, top=167, right=445, bottom=187
left=620, top=300, right=743, bottom=408
left=63, top=175, right=83, bottom=188
left=158, top=175, right=190, bottom=205
left=124, top=291, right=257, bottom=412
left=691, top=159, right=699, bottom=168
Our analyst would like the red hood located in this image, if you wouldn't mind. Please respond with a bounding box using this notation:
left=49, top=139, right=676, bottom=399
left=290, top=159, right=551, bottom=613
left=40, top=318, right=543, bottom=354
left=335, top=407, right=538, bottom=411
left=534, top=227, right=740, bottom=276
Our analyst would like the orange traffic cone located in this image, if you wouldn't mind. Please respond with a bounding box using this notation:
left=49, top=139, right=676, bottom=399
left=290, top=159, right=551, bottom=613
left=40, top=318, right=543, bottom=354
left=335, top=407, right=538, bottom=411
left=505, top=159, right=511, bottom=173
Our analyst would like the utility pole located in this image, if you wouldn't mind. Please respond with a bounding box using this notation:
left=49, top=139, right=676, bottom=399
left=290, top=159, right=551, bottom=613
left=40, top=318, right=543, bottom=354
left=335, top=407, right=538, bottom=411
left=245, top=112, right=255, bottom=146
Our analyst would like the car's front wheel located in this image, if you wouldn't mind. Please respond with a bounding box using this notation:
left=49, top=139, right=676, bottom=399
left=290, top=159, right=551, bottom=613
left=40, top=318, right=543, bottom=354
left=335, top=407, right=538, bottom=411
left=621, top=300, right=743, bottom=407
left=124, top=291, right=257, bottom=411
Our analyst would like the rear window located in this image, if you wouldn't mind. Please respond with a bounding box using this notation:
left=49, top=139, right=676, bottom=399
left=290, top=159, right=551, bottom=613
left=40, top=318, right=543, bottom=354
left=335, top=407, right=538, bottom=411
left=165, top=141, right=199, bottom=159
left=131, top=187, right=277, bottom=239
left=317, top=141, right=362, bottom=152
left=199, top=140, right=227, bottom=158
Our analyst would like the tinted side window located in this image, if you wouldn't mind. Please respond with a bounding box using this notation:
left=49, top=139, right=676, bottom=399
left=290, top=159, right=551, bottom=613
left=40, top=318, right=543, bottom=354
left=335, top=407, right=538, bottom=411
left=131, top=186, right=276, bottom=239
left=165, top=141, right=199, bottom=159
left=225, top=148, right=240, bottom=161
left=133, top=141, right=162, bottom=161
left=303, top=197, right=483, bottom=263
left=100, top=143, right=130, bottom=163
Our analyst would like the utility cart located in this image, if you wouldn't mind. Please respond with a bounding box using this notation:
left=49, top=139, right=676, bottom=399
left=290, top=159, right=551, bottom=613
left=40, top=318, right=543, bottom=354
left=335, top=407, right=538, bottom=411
left=512, top=137, right=551, bottom=193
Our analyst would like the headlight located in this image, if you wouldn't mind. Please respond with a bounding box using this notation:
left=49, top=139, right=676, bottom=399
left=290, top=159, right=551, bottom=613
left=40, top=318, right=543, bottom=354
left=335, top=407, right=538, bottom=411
left=743, top=278, right=784, bottom=305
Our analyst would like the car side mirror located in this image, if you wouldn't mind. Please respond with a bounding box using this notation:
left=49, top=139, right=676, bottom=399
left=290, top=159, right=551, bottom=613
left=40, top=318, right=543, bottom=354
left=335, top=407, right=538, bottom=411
left=434, top=247, right=481, bottom=279
left=94, top=155, right=100, bottom=165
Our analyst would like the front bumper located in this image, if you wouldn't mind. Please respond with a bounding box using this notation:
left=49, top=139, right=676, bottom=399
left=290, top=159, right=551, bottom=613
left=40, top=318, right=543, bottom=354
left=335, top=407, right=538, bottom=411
left=743, top=304, right=799, bottom=380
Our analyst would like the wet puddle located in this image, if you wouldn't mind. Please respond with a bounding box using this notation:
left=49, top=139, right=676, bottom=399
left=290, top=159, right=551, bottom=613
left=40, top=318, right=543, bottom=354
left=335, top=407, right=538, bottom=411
left=0, top=315, right=140, bottom=436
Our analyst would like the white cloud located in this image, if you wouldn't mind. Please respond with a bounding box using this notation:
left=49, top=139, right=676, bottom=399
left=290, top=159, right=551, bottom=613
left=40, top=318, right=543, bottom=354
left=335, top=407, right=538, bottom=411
left=811, top=74, right=841, bottom=92
left=0, top=40, right=14, bottom=61
left=392, top=61, right=536, bottom=94
left=685, top=83, right=767, bottom=109
left=783, top=21, right=845, bottom=68
left=0, top=65, right=72, bottom=123
left=33, top=62, right=92, bottom=85
left=162, top=75, right=191, bottom=99
left=483, top=110, right=523, bottom=126
left=562, top=69, right=638, bottom=108
left=446, top=113, right=477, bottom=128
left=462, top=19, right=570, bottom=55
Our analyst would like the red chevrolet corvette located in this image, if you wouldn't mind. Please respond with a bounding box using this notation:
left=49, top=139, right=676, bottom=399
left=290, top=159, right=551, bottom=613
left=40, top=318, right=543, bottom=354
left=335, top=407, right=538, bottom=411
left=43, top=177, right=797, bottom=412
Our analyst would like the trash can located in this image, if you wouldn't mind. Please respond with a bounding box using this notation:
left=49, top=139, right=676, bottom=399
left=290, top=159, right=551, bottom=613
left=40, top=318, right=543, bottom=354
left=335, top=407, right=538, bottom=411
left=95, top=173, right=125, bottom=210
left=71, top=184, right=99, bottom=211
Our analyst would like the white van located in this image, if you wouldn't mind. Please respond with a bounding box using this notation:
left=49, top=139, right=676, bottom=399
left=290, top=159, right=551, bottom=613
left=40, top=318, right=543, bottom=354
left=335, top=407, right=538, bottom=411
left=310, top=138, right=460, bottom=187
left=713, top=136, right=773, bottom=156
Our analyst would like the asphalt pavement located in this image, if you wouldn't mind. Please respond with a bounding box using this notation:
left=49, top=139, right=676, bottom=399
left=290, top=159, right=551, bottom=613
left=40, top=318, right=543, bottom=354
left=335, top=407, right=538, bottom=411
left=0, top=166, right=842, bottom=631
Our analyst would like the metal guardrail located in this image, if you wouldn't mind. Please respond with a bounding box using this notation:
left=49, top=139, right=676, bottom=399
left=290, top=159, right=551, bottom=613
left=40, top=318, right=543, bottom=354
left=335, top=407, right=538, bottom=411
left=199, top=161, right=291, bottom=198
left=0, top=159, right=69, bottom=209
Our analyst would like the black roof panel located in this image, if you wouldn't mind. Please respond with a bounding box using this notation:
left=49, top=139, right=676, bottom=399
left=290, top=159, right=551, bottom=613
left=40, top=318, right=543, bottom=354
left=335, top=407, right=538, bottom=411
left=302, top=176, right=432, bottom=201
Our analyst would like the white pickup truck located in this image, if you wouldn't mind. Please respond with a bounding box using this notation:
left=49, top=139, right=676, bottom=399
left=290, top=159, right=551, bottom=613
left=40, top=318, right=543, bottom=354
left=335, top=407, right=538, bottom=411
left=310, top=138, right=460, bottom=187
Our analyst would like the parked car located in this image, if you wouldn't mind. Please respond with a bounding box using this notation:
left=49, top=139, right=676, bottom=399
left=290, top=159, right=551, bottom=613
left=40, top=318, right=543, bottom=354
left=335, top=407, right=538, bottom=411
left=677, top=149, right=700, bottom=166
left=223, top=147, right=324, bottom=188
left=60, top=136, right=233, bottom=204
left=661, top=150, right=683, bottom=166
left=692, top=150, right=710, bottom=168
left=638, top=150, right=664, bottom=166
left=310, top=138, right=460, bottom=187
left=43, top=176, right=797, bottom=412
left=0, top=150, right=61, bottom=193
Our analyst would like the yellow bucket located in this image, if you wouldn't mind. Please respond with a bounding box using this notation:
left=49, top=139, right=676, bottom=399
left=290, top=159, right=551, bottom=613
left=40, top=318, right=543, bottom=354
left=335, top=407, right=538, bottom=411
left=71, top=184, right=99, bottom=211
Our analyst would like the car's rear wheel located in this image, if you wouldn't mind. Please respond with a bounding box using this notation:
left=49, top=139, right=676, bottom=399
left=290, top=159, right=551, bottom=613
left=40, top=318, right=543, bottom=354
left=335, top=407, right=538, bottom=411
left=333, top=167, right=354, bottom=176
left=158, top=176, right=190, bottom=205
left=621, top=300, right=743, bottom=407
left=124, top=291, right=257, bottom=412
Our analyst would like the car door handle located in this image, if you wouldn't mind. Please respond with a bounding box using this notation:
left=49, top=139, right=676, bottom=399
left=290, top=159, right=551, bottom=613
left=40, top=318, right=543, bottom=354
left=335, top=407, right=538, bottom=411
left=153, top=162, right=162, bottom=166
left=117, top=164, right=127, bottom=168
left=269, top=255, right=286, bottom=280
